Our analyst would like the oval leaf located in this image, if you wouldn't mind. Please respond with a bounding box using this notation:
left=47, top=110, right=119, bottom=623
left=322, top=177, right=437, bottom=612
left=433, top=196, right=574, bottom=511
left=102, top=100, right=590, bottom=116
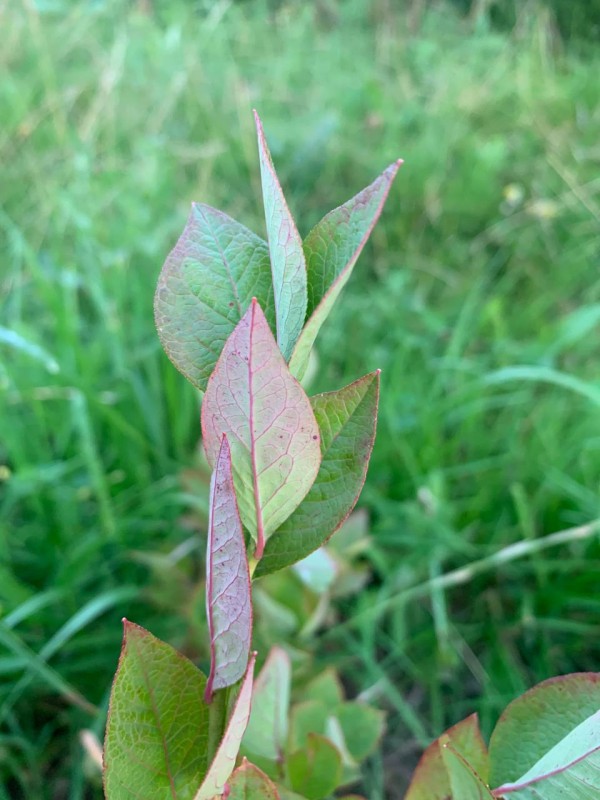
left=287, top=733, right=343, bottom=800
left=155, top=203, right=275, bottom=391
left=493, top=711, right=600, bottom=798
left=205, top=435, right=252, bottom=703
left=103, top=621, right=210, bottom=800
left=201, top=299, right=320, bottom=559
left=488, top=672, right=600, bottom=787
left=255, top=371, right=379, bottom=578
left=243, top=646, right=291, bottom=761
left=226, top=759, right=280, bottom=800
left=405, top=714, right=489, bottom=800
left=289, top=160, right=402, bottom=380
left=254, top=111, right=307, bottom=361
left=194, top=652, right=257, bottom=800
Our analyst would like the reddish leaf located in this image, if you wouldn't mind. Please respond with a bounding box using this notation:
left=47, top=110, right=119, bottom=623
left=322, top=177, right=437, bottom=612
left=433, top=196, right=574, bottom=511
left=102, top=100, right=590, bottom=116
left=201, top=299, right=320, bottom=559
left=205, top=435, right=252, bottom=703
left=226, top=758, right=281, bottom=799
left=405, top=714, right=489, bottom=800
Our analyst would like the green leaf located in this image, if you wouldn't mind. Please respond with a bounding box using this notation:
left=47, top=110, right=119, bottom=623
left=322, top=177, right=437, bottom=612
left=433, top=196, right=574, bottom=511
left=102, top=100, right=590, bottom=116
left=155, top=203, right=275, bottom=391
left=243, top=646, right=291, bottom=761
left=405, top=714, right=489, bottom=800
left=303, top=669, right=344, bottom=710
left=492, top=711, right=600, bottom=798
left=287, top=733, right=343, bottom=800
left=205, top=435, right=252, bottom=702
left=226, top=759, right=280, bottom=800
left=254, top=111, right=307, bottom=361
left=289, top=701, right=328, bottom=751
left=441, top=741, right=494, bottom=799
left=488, top=672, right=600, bottom=787
left=194, top=652, right=257, bottom=800
left=255, top=371, right=379, bottom=578
left=201, top=299, right=321, bottom=558
left=289, top=161, right=402, bottom=380
left=335, top=702, right=385, bottom=762
left=103, top=621, right=209, bottom=800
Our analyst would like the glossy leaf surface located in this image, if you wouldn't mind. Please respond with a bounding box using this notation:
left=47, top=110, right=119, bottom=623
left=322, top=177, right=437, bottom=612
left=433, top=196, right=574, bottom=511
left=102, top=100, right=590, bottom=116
left=254, top=111, right=307, bottom=361
left=155, top=204, right=274, bottom=391
left=103, top=621, right=209, bottom=800
left=255, top=371, right=379, bottom=577
left=202, top=299, right=320, bottom=558
left=205, top=435, right=252, bottom=702
left=289, top=161, right=401, bottom=380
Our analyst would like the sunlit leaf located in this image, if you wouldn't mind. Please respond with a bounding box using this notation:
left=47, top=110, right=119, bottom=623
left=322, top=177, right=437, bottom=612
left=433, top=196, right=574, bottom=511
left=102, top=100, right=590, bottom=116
left=289, top=160, right=402, bottom=380
left=205, top=435, right=252, bottom=702
left=255, top=371, right=379, bottom=577
left=155, top=203, right=274, bottom=391
left=254, top=110, right=307, bottom=361
left=201, top=299, right=320, bottom=558
left=103, top=621, right=209, bottom=800
left=194, top=652, right=257, bottom=800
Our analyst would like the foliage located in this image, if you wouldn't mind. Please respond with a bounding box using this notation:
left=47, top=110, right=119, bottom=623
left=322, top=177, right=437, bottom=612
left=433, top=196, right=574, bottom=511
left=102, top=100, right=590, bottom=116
left=2, top=1, right=600, bottom=797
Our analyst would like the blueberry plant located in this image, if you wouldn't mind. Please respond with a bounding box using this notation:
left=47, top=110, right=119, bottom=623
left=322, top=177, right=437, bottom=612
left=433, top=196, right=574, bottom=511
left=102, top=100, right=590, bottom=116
left=102, top=113, right=600, bottom=799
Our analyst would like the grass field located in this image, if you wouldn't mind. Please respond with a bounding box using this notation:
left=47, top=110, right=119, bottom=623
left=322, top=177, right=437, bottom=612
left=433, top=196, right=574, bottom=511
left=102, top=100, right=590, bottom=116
left=1, top=1, right=600, bottom=797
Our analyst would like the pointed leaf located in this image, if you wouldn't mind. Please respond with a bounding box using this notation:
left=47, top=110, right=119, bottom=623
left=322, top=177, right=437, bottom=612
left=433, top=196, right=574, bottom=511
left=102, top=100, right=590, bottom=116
left=493, top=711, right=600, bottom=798
left=255, top=371, right=379, bottom=578
left=289, top=161, right=402, bottom=380
left=103, top=621, right=210, bottom=800
left=304, top=669, right=345, bottom=710
left=205, top=435, right=252, bottom=703
left=405, top=714, right=489, bottom=800
left=243, top=646, right=291, bottom=761
left=287, top=734, right=343, bottom=800
left=441, top=742, right=494, bottom=799
left=488, top=672, right=600, bottom=787
left=201, top=299, right=320, bottom=558
left=226, top=759, right=280, bottom=800
left=194, top=652, right=257, bottom=800
left=254, top=111, right=307, bottom=361
left=155, top=203, right=275, bottom=391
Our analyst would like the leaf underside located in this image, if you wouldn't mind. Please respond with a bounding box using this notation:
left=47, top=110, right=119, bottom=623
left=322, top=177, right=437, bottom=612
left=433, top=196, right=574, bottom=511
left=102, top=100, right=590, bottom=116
left=201, top=299, right=321, bottom=557
left=254, top=371, right=379, bottom=578
left=194, top=652, right=257, bottom=800
left=254, top=110, right=307, bottom=362
left=205, top=435, right=252, bottom=702
left=243, top=646, right=291, bottom=762
left=155, top=203, right=275, bottom=392
left=103, top=621, right=210, bottom=800
left=488, top=672, right=600, bottom=788
left=289, top=160, right=402, bottom=381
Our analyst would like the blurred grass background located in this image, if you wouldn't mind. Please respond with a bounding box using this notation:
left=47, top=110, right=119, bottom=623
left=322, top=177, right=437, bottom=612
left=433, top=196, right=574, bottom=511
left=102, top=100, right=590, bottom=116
left=1, top=0, right=600, bottom=797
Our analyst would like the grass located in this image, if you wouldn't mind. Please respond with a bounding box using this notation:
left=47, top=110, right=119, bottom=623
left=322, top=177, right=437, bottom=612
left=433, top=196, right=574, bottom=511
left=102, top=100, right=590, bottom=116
left=1, top=0, right=600, bottom=797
